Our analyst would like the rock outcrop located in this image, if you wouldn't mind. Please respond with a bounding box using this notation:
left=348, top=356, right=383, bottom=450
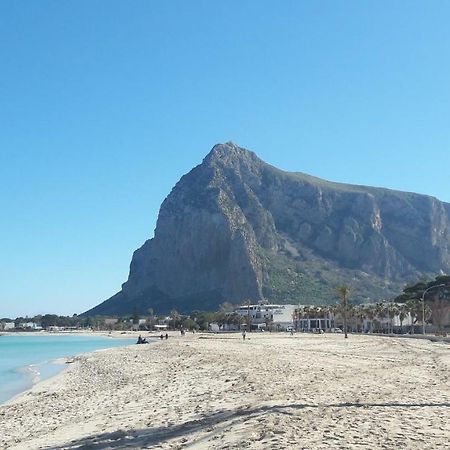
left=85, top=142, right=450, bottom=315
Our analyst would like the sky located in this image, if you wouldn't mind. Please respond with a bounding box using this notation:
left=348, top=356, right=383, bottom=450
left=1, top=1, right=450, bottom=318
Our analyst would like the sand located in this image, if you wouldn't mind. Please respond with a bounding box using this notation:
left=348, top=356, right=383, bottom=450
left=0, top=332, right=449, bottom=449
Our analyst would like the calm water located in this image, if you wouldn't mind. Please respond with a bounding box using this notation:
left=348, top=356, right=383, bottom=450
left=0, top=334, right=135, bottom=404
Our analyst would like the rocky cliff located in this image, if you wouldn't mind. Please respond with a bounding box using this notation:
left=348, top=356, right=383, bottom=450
left=85, top=142, right=450, bottom=315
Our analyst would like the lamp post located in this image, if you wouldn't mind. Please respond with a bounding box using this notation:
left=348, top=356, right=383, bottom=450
left=421, top=284, right=445, bottom=335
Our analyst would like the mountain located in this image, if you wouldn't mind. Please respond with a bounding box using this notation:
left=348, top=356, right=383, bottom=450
left=85, top=142, right=450, bottom=315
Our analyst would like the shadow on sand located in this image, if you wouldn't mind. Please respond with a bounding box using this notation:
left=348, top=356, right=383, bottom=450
left=44, top=401, right=450, bottom=449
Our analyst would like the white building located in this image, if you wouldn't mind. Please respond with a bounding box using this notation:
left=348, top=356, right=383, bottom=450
left=235, top=304, right=296, bottom=330
left=18, top=322, right=41, bottom=330
left=1, top=322, right=15, bottom=331
left=298, top=316, right=334, bottom=331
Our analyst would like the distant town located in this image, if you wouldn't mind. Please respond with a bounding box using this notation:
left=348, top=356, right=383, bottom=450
left=2, top=296, right=448, bottom=336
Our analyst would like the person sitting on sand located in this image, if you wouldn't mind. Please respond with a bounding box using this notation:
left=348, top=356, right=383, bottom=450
left=137, top=335, right=143, bottom=344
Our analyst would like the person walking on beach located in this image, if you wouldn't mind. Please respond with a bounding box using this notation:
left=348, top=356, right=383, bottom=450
left=165, top=333, right=169, bottom=340
left=242, top=330, right=246, bottom=341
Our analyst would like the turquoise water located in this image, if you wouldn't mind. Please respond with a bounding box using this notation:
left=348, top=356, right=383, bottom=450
left=0, top=334, right=135, bottom=404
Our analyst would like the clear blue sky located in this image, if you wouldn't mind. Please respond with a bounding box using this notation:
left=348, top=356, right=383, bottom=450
left=1, top=1, right=450, bottom=318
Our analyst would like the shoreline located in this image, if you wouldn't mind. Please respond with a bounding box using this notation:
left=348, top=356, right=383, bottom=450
left=2, top=328, right=449, bottom=341
left=2, top=358, right=72, bottom=408
left=0, top=330, right=146, bottom=339
left=1, top=332, right=449, bottom=449
left=0, top=333, right=138, bottom=406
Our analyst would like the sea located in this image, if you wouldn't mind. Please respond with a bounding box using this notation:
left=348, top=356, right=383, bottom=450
left=0, top=334, right=135, bottom=404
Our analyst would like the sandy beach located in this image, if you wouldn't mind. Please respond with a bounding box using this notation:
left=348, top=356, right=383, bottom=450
left=0, top=333, right=449, bottom=450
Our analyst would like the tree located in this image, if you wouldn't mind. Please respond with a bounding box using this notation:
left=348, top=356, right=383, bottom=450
left=244, top=299, right=252, bottom=331
left=214, top=311, right=227, bottom=330
left=293, top=307, right=304, bottom=331
left=398, top=305, right=408, bottom=333
left=386, top=303, right=399, bottom=334
left=396, top=275, right=450, bottom=334
left=227, top=312, right=244, bottom=330
left=374, top=302, right=387, bottom=333
left=145, top=315, right=156, bottom=331
left=354, top=306, right=367, bottom=333
left=181, top=318, right=196, bottom=330
left=264, top=315, right=274, bottom=332
left=346, top=304, right=356, bottom=332
left=170, top=309, right=181, bottom=330
left=191, top=311, right=214, bottom=331
left=327, top=305, right=338, bottom=330
left=337, top=286, right=350, bottom=338
left=405, top=299, right=420, bottom=334
left=132, top=310, right=140, bottom=325
left=364, top=305, right=376, bottom=333
left=40, top=314, right=59, bottom=329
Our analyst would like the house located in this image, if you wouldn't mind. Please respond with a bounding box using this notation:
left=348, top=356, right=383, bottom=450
left=1, top=322, right=15, bottom=331
left=18, top=322, right=41, bottom=330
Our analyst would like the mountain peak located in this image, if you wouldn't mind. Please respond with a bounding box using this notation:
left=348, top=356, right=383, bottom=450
left=203, top=142, right=261, bottom=167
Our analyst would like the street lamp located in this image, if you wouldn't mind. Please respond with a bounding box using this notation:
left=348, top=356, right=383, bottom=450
left=421, top=284, right=445, bottom=335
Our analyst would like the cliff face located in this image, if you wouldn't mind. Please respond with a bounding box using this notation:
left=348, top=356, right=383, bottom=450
left=86, top=142, right=450, bottom=315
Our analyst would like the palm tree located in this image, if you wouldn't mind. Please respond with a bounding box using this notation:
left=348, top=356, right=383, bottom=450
left=347, top=304, right=357, bottom=332
left=321, top=305, right=333, bottom=330
left=354, top=306, right=367, bottom=333
left=301, top=306, right=313, bottom=331
left=364, top=305, right=376, bottom=332
left=244, top=299, right=252, bottom=332
left=337, top=286, right=350, bottom=338
left=398, top=305, right=408, bottom=333
left=310, top=306, right=321, bottom=330
left=293, top=307, right=303, bottom=331
left=405, top=299, right=420, bottom=334
left=387, top=303, right=399, bottom=334
left=327, top=304, right=338, bottom=329
left=375, top=302, right=387, bottom=333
